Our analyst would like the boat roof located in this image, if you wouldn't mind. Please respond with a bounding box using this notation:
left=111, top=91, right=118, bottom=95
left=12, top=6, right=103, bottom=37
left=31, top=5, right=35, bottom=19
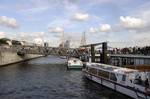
left=86, top=62, right=138, bottom=75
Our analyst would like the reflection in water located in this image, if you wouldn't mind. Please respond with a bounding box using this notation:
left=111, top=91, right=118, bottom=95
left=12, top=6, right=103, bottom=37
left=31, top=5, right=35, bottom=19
left=0, top=56, right=131, bottom=99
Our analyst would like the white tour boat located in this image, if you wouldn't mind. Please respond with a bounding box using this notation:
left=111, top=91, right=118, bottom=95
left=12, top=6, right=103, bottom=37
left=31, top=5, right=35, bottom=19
left=83, top=62, right=150, bottom=99
left=67, top=58, right=83, bottom=69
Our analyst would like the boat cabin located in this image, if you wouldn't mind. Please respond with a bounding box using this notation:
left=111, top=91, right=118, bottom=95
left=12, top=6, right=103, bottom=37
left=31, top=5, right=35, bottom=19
left=85, top=63, right=150, bottom=92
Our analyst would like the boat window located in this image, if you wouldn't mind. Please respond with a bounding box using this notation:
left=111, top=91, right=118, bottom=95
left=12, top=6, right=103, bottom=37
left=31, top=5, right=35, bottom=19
left=110, top=73, right=117, bottom=82
left=98, top=70, right=109, bottom=79
left=122, top=75, right=126, bottom=81
left=133, top=76, right=145, bottom=87
left=74, top=60, right=77, bottom=63
left=134, top=79, right=149, bottom=87
left=89, top=68, right=97, bottom=75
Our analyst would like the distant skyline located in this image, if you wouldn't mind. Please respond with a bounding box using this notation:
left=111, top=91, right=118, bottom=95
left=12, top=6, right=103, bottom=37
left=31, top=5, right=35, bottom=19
left=0, top=0, right=150, bottom=47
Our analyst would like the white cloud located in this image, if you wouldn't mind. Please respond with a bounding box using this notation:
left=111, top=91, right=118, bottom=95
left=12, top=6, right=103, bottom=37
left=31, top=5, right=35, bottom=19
left=132, top=32, right=150, bottom=46
left=135, top=7, right=150, bottom=33
left=88, top=24, right=111, bottom=34
left=133, top=32, right=150, bottom=41
left=19, top=32, right=45, bottom=44
left=35, top=32, right=45, bottom=38
left=34, top=38, right=43, bottom=45
left=19, top=6, right=50, bottom=14
left=0, top=32, right=5, bottom=38
left=120, top=16, right=145, bottom=29
left=100, top=24, right=111, bottom=32
left=89, top=27, right=98, bottom=33
left=48, top=26, right=64, bottom=33
left=73, top=13, right=89, bottom=21
left=0, top=16, right=19, bottom=28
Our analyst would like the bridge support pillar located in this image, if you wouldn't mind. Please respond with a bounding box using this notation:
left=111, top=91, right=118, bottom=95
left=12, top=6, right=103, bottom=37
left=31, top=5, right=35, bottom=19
left=100, top=42, right=108, bottom=64
left=91, top=44, right=95, bottom=62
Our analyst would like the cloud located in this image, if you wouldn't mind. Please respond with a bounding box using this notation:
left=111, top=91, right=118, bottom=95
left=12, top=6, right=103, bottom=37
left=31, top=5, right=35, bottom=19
left=120, top=16, right=145, bottom=29
left=88, top=24, right=111, bottom=33
left=34, top=38, right=43, bottom=45
left=131, top=32, right=150, bottom=46
left=19, top=32, right=45, bottom=44
left=0, top=32, right=5, bottom=38
left=26, top=32, right=45, bottom=44
left=133, top=32, right=150, bottom=41
left=100, top=24, right=111, bottom=32
left=88, top=27, right=98, bottom=33
left=35, top=32, right=45, bottom=38
left=19, top=6, right=50, bottom=14
left=47, top=18, right=70, bottom=28
left=48, top=26, right=64, bottom=33
left=73, top=13, right=89, bottom=21
left=134, top=6, right=150, bottom=33
left=0, top=16, right=19, bottom=28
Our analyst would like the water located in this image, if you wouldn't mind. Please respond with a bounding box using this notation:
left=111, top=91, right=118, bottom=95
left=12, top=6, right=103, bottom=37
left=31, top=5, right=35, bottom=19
left=0, top=55, right=131, bottom=99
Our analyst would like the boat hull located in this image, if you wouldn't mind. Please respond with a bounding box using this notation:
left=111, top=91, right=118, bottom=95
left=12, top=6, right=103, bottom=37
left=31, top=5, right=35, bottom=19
left=67, top=65, right=83, bottom=69
left=67, top=58, right=83, bottom=69
left=84, top=71, right=150, bottom=99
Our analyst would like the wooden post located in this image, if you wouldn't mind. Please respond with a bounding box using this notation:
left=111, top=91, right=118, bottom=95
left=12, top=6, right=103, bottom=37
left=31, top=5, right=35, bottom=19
left=101, top=42, right=108, bottom=64
left=91, top=44, right=95, bottom=62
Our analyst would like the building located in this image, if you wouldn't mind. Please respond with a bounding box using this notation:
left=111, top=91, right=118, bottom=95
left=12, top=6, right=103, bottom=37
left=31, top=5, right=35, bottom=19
left=64, top=40, right=70, bottom=48
left=109, top=54, right=150, bottom=67
left=80, top=32, right=86, bottom=46
left=44, top=42, right=49, bottom=47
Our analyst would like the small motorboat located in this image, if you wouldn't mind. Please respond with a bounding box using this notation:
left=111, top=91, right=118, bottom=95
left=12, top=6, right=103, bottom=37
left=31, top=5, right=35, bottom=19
left=67, top=58, right=83, bottom=69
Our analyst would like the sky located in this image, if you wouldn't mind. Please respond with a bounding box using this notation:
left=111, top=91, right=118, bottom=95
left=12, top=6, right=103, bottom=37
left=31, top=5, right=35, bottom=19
left=0, top=0, right=150, bottom=47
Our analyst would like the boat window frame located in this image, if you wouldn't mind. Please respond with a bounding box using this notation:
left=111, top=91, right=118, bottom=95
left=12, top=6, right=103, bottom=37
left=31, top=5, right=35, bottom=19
left=89, top=67, right=98, bottom=75
left=122, top=74, right=126, bottom=81
left=98, top=69, right=109, bottom=79
left=110, top=73, right=117, bottom=82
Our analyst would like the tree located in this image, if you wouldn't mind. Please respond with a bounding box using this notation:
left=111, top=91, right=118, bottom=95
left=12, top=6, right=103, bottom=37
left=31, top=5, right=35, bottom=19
left=0, top=38, right=11, bottom=45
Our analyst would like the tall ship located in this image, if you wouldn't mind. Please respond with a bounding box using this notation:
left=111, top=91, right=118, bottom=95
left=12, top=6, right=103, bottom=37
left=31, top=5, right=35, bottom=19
left=83, top=62, right=150, bottom=99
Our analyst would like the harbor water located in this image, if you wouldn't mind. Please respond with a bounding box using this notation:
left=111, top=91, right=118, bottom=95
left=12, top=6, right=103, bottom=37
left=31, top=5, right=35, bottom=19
left=0, top=55, right=131, bottom=99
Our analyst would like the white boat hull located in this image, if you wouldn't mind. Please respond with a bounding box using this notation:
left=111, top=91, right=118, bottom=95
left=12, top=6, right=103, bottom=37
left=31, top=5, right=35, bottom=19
left=84, top=72, right=150, bottom=99
left=67, top=58, right=83, bottom=69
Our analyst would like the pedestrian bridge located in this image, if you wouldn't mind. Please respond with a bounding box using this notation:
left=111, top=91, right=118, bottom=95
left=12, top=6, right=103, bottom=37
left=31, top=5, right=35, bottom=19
left=0, top=46, right=80, bottom=57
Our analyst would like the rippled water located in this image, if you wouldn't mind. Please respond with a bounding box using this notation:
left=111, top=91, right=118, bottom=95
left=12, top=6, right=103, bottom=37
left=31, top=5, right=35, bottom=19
left=0, top=55, right=131, bottom=99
